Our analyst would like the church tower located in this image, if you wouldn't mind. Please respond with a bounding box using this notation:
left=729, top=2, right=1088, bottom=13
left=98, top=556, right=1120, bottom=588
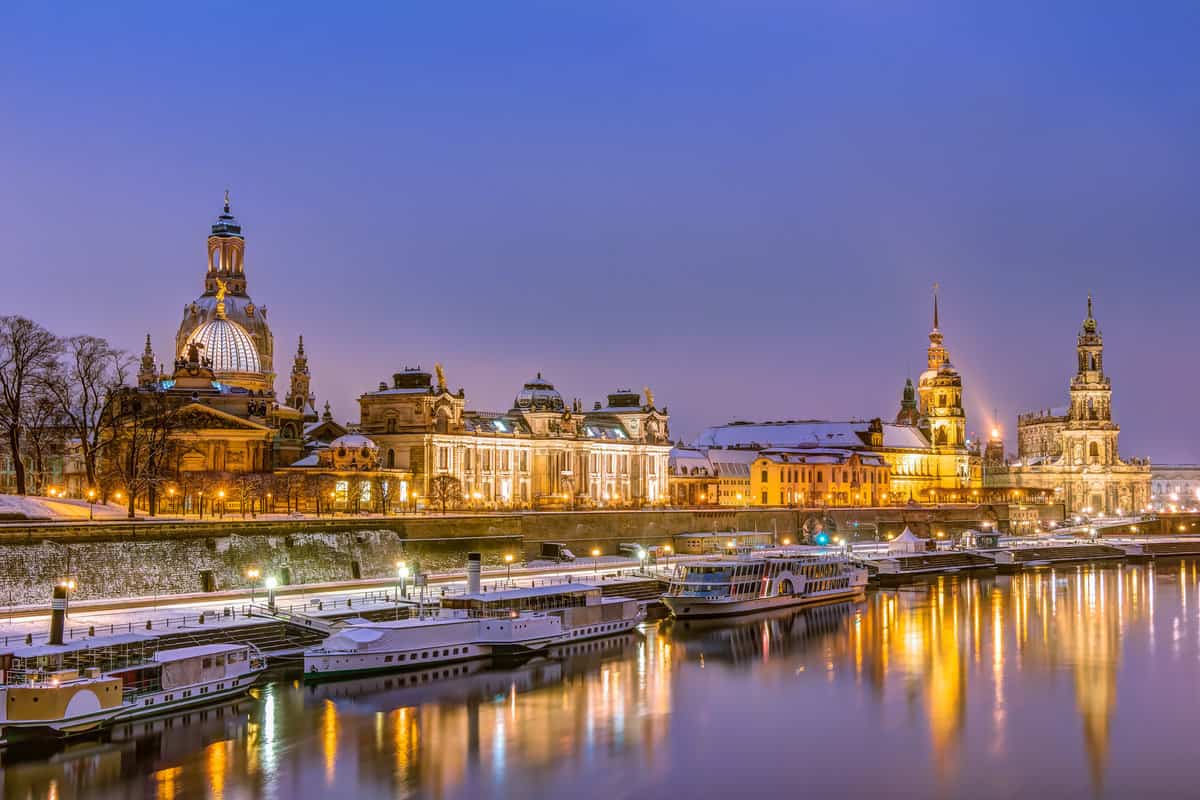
left=916, top=284, right=967, bottom=449
left=206, top=190, right=248, bottom=297
left=287, top=335, right=317, bottom=422
left=1065, top=295, right=1119, bottom=466
left=895, top=378, right=921, bottom=426
left=138, top=334, right=157, bottom=387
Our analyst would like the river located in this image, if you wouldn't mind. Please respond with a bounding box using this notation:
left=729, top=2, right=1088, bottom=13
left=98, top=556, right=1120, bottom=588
left=4, top=560, right=1198, bottom=799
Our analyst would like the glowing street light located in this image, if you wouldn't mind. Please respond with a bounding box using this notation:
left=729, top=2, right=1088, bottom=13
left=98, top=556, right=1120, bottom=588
left=87, top=488, right=97, bottom=521
left=504, top=553, right=514, bottom=585
left=396, top=561, right=410, bottom=600
left=591, top=548, right=601, bottom=573
left=264, top=575, right=278, bottom=611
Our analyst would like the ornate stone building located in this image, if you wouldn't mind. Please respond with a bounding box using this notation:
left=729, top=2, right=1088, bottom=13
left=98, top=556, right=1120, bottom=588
left=358, top=367, right=672, bottom=508
left=984, top=298, right=1151, bottom=514
left=672, top=287, right=981, bottom=506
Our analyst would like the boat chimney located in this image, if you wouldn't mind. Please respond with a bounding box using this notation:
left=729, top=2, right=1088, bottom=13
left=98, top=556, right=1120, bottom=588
left=467, top=552, right=482, bottom=594
left=49, top=583, right=67, bottom=645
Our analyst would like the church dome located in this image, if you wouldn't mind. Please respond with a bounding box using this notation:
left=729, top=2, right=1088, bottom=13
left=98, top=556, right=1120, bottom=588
left=183, top=317, right=261, bottom=374
left=514, top=372, right=564, bottom=411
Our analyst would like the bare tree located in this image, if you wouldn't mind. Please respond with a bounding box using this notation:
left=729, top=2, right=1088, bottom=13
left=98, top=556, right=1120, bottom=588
left=21, top=378, right=67, bottom=494
left=103, top=388, right=193, bottom=518
left=428, top=474, right=462, bottom=514
left=45, top=335, right=131, bottom=494
left=0, top=317, right=60, bottom=495
left=372, top=474, right=397, bottom=514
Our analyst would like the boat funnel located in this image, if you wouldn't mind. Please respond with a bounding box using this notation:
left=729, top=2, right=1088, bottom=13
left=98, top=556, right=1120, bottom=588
left=49, top=584, right=67, bottom=645
left=467, top=552, right=482, bottom=594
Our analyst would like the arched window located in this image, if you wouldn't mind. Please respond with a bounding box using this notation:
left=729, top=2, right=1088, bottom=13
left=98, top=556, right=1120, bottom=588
left=1088, top=441, right=1100, bottom=463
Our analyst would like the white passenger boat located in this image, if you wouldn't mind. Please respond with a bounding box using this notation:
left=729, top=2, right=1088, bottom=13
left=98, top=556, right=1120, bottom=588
left=0, top=633, right=265, bottom=742
left=662, top=548, right=868, bottom=618
left=304, top=554, right=644, bottom=681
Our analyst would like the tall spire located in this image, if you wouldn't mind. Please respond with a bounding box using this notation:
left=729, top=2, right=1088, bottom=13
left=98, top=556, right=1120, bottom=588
left=138, top=334, right=157, bottom=386
left=933, top=282, right=940, bottom=330
left=223, top=188, right=231, bottom=214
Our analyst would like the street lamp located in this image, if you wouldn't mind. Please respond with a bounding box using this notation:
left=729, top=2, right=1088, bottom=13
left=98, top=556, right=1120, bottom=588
left=591, top=548, right=600, bottom=574
left=395, top=562, right=410, bottom=617
left=396, top=561, right=410, bottom=600
left=87, top=488, right=96, bottom=521
left=246, top=567, right=260, bottom=603
left=504, top=553, right=514, bottom=585
left=663, top=544, right=672, bottom=569
left=636, top=547, right=646, bottom=575
left=217, top=489, right=226, bottom=519
left=264, top=575, right=278, bottom=611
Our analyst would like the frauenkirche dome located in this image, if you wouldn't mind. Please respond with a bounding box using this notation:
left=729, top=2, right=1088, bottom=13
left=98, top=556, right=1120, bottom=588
left=184, top=317, right=261, bottom=374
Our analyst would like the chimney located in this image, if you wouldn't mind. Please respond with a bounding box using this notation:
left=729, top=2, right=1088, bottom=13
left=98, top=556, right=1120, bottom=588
left=466, top=552, right=482, bottom=594
left=49, top=584, right=67, bottom=646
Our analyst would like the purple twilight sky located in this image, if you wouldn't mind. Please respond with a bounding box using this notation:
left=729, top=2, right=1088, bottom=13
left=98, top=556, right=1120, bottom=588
left=3, top=2, right=1200, bottom=461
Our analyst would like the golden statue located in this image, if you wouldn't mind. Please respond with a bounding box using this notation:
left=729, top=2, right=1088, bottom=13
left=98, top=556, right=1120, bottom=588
left=435, top=363, right=447, bottom=392
left=644, top=386, right=655, bottom=407
left=215, top=278, right=228, bottom=318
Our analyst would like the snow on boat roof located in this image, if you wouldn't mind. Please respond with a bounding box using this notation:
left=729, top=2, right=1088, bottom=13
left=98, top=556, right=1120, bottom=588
left=455, top=583, right=600, bottom=602
left=153, top=643, right=249, bottom=662
left=11, top=632, right=157, bottom=658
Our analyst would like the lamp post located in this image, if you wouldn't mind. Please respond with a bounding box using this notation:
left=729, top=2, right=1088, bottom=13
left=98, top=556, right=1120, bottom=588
left=264, top=575, right=278, bottom=611
left=504, top=553, right=514, bottom=586
left=246, top=567, right=260, bottom=604
left=591, top=548, right=600, bottom=574
left=167, top=487, right=176, bottom=515
left=663, top=544, right=672, bottom=571
left=636, top=547, right=646, bottom=576
left=217, top=489, right=226, bottom=520
left=87, top=488, right=96, bottom=521
left=396, top=561, right=410, bottom=601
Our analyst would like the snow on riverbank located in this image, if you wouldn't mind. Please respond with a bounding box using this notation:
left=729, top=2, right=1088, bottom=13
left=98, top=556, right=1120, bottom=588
left=0, top=494, right=135, bottom=521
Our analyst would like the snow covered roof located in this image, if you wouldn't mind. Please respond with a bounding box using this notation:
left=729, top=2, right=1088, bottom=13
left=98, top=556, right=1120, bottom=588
left=456, top=582, right=599, bottom=602
left=692, top=420, right=929, bottom=451
left=330, top=434, right=376, bottom=449
left=290, top=453, right=320, bottom=467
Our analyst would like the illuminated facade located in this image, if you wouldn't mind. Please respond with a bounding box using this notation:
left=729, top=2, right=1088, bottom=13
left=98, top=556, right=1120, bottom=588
left=750, top=449, right=889, bottom=507
left=984, top=297, right=1151, bottom=514
left=671, top=287, right=981, bottom=506
left=358, top=368, right=672, bottom=508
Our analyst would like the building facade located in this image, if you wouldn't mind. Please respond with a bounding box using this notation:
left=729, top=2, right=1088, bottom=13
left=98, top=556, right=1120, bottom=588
left=670, top=288, right=981, bottom=506
left=1150, top=465, right=1200, bottom=509
left=983, top=298, right=1151, bottom=514
left=358, top=368, right=672, bottom=509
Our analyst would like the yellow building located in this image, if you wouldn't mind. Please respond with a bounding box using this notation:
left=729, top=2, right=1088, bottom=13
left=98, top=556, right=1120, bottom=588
left=750, top=448, right=890, bottom=507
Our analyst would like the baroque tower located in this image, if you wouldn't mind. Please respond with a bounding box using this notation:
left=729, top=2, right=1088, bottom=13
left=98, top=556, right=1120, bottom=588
left=287, top=335, right=317, bottom=422
left=138, top=334, right=157, bottom=387
left=916, top=284, right=967, bottom=449
left=1065, top=295, right=1119, bottom=466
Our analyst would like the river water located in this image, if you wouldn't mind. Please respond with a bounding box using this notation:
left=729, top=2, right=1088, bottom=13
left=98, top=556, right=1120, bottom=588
left=5, top=560, right=1199, bottom=799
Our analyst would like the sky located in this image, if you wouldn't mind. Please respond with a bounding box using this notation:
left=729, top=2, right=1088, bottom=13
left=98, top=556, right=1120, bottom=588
left=3, top=1, right=1200, bottom=461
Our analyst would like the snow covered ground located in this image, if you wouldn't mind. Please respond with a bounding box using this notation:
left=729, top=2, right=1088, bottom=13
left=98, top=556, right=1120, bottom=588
left=0, top=494, right=136, bottom=521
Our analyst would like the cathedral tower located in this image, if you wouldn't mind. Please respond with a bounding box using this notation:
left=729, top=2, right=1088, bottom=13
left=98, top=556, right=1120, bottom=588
left=1065, top=295, right=1119, bottom=466
left=916, top=284, right=967, bottom=449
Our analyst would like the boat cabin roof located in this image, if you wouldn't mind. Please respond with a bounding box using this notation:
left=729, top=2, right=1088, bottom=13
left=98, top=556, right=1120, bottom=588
left=11, top=632, right=158, bottom=659
left=451, top=583, right=600, bottom=603
left=153, top=643, right=248, bottom=662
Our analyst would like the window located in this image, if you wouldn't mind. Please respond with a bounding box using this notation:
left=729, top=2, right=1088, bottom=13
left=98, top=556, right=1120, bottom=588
left=762, top=491, right=768, bottom=505
left=761, top=470, right=768, bottom=483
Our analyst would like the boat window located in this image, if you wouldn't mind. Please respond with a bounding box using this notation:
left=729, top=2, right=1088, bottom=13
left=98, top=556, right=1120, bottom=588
left=202, top=658, right=212, bottom=669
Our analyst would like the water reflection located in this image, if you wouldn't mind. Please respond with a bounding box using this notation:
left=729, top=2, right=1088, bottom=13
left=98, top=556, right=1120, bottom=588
left=5, top=562, right=1200, bottom=799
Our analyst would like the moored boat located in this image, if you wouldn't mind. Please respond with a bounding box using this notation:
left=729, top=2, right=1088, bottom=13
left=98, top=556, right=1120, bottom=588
left=303, top=553, right=644, bottom=681
left=0, top=633, right=265, bottom=743
left=662, top=547, right=867, bottom=618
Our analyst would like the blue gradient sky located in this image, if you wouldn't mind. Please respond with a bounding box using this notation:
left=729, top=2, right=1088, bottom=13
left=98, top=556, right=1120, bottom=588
left=4, top=2, right=1199, bottom=460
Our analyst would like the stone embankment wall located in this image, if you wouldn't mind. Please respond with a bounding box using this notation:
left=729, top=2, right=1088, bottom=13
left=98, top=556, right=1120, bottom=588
left=0, top=505, right=1088, bottom=604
